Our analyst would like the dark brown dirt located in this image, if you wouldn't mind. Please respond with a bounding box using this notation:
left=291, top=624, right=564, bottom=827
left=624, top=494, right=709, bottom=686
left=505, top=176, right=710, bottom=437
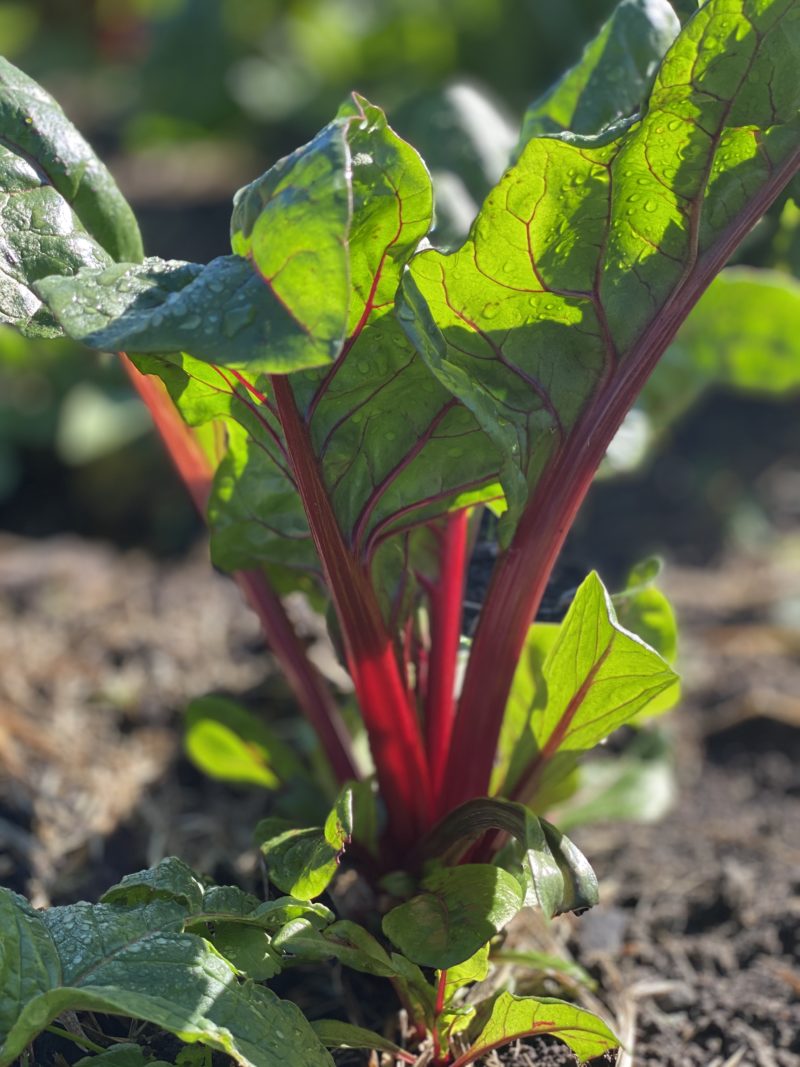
left=1, top=533, right=798, bottom=1066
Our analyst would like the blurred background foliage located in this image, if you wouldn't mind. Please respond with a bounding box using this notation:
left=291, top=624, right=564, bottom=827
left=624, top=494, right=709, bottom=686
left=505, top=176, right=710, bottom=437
left=0, top=0, right=798, bottom=569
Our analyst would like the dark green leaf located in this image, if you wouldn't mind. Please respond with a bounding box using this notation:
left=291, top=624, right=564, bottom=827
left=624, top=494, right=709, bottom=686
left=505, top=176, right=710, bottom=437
left=100, top=857, right=204, bottom=912
left=400, top=0, right=800, bottom=528
left=255, top=785, right=353, bottom=900
left=382, top=865, right=523, bottom=969
left=0, top=889, right=333, bottom=1067
left=0, top=57, right=142, bottom=262
left=75, top=1046, right=171, bottom=1067
left=0, top=144, right=111, bottom=337
left=453, top=993, right=618, bottom=1066
left=518, top=0, right=679, bottom=148
left=311, top=1020, right=410, bottom=1059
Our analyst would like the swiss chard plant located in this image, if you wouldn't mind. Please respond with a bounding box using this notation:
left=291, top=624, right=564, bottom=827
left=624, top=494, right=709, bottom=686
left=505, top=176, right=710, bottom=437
left=1, top=0, right=799, bottom=1064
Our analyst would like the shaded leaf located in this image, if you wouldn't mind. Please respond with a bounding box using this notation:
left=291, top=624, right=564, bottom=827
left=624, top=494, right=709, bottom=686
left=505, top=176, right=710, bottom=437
left=518, top=0, right=679, bottom=149
left=210, top=924, right=281, bottom=981
left=452, top=993, right=618, bottom=1066
left=311, top=1021, right=411, bottom=1060
left=382, top=865, right=523, bottom=969
left=273, top=918, right=398, bottom=978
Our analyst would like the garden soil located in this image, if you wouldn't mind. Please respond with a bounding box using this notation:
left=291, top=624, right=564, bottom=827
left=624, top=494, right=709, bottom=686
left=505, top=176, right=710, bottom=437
left=0, top=533, right=798, bottom=1067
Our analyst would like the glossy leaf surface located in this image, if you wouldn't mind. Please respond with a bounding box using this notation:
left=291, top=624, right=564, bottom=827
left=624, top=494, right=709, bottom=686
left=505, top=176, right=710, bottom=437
left=512, top=572, right=677, bottom=806
left=0, top=57, right=142, bottom=262
left=0, top=888, right=332, bottom=1067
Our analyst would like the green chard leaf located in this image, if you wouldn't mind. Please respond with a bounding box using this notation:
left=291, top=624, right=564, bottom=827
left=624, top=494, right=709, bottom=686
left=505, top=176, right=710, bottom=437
left=399, top=0, right=800, bottom=530
left=518, top=0, right=680, bottom=149
left=100, top=856, right=205, bottom=912
left=272, top=918, right=398, bottom=978
left=0, top=888, right=333, bottom=1067
left=255, top=784, right=353, bottom=900
left=452, top=993, right=618, bottom=1066
left=382, top=865, right=523, bottom=969
left=509, top=572, right=677, bottom=807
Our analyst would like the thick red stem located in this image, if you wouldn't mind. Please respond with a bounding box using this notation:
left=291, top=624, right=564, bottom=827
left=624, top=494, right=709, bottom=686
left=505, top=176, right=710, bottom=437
left=270, top=374, right=431, bottom=843
left=426, top=511, right=469, bottom=816
left=120, top=355, right=358, bottom=785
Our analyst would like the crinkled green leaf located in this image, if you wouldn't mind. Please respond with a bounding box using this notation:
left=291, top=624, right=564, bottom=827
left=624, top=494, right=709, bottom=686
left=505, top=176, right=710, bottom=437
left=0, top=57, right=142, bottom=263
left=255, top=784, right=353, bottom=900
left=509, top=572, right=677, bottom=807
left=518, top=0, right=680, bottom=149
left=311, top=1020, right=410, bottom=1059
left=0, top=144, right=111, bottom=337
left=400, top=0, right=800, bottom=528
left=100, top=857, right=204, bottom=912
left=35, top=254, right=343, bottom=375
left=454, top=993, right=618, bottom=1066
left=382, top=865, right=523, bottom=970
left=0, top=888, right=332, bottom=1067
left=185, top=695, right=302, bottom=789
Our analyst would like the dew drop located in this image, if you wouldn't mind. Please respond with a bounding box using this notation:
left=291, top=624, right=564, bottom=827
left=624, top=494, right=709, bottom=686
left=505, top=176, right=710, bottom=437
left=482, top=302, right=500, bottom=320
left=667, top=119, right=681, bottom=132
left=447, top=446, right=463, bottom=458
left=182, top=313, right=201, bottom=329
left=357, top=360, right=370, bottom=374
left=643, top=199, right=657, bottom=213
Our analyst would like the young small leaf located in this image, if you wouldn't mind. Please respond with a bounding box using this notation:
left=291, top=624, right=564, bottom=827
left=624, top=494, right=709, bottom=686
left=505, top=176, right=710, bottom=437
left=451, top=993, right=618, bottom=1066
left=440, top=942, right=491, bottom=1005
left=273, top=918, right=398, bottom=978
left=512, top=572, right=677, bottom=806
left=255, top=784, right=353, bottom=900
left=382, top=865, right=523, bottom=969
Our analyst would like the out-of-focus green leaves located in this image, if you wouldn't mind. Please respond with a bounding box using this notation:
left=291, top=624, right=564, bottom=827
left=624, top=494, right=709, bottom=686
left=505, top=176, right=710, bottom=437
left=184, top=694, right=303, bottom=789
left=518, top=0, right=679, bottom=149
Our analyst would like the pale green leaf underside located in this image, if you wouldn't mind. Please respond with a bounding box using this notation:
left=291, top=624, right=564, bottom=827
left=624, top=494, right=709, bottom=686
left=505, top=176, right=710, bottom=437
left=466, top=992, right=618, bottom=1065
left=0, top=889, right=332, bottom=1067
left=518, top=0, right=680, bottom=148
left=401, top=0, right=800, bottom=521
